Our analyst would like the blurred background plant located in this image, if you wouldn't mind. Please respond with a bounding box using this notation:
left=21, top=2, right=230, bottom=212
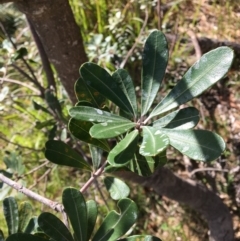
left=1, top=0, right=240, bottom=240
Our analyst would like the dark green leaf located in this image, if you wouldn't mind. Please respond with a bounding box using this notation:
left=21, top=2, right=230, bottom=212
left=69, top=106, right=130, bottom=123
left=104, top=177, right=130, bottom=200
left=118, top=235, right=162, bottom=241
left=90, top=122, right=135, bottom=139
left=44, top=89, right=62, bottom=117
left=3, top=197, right=18, bottom=235
left=68, top=118, right=110, bottom=152
left=32, top=101, right=51, bottom=115
left=149, top=47, right=234, bottom=118
left=89, top=145, right=102, bottom=170
left=108, top=130, right=139, bottom=167
left=38, top=212, right=74, bottom=241
left=141, top=30, right=168, bottom=116
left=0, top=229, right=4, bottom=241
left=62, top=188, right=87, bottom=241
left=140, top=126, right=169, bottom=156
left=45, top=140, right=92, bottom=171
left=158, top=129, right=225, bottom=161
left=35, top=119, right=56, bottom=130
left=112, top=69, right=137, bottom=117
left=92, top=199, right=138, bottom=241
left=24, top=217, right=38, bottom=234
left=18, top=202, right=33, bottom=233
left=80, top=63, right=134, bottom=115
left=86, top=200, right=98, bottom=241
left=6, top=233, right=48, bottom=241
left=153, top=107, right=200, bottom=129
left=13, top=47, right=28, bottom=61
left=75, top=77, right=106, bottom=108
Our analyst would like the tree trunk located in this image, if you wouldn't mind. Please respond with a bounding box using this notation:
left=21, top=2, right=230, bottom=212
left=115, top=167, right=234, bottom=241
left=14, top=0, right=88, bottom=103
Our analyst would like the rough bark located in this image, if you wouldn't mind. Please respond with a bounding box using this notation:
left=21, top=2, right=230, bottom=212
left=14, top=0, right=88, bottom=103
left=115, top=167, right=234, bottom=241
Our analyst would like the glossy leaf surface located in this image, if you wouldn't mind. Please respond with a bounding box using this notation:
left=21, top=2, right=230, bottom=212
left=141, top=30, right=168, bottom=116
left=3, top=197, right=18, bottom=235
left=86, top=200, right=98, bottom=241
left=69, top=106, right=130, bottom=123
left=149, top=47, right=234, bottom=118
left=38, top=212, right=74, bottom=241
left=90, top=122, right=135, bottom=139
left=80, top=63, right=134, bottom=115
left=152, top=107, right=200, bottom=129
left=158, top=129, right=225, bottom=161
left=45, top=140, right=91, bottom=171
left=62, top=188, right=87, bottom=241
left=6, top=233, right=47, bottom=241
left=140, top=126, right=169, bottom=156
left=89, top=145, right=102, bottom=170
left=92, top=199, right=138, bottom=241
left=75, top=77, right=106, bottom=108
left=118, top=235, right=162, bottom=241
left=69, top=118, right=110, bottom=152
left=112, top=69, right=137, bottom=117
left=104, top=177, right=130, bottom=200
left=18, top=202, right=33, bottom=233
left=108, top=130, right=139, bottom=167
left=24, top=217, right=38, bottom=234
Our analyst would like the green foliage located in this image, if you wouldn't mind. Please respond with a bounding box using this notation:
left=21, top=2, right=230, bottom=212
left=66, top=30, right=233, bottom=176
left=5, top=188, right=161, bottom=241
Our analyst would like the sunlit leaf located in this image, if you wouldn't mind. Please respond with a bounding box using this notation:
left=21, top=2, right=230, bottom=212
left=149, top=47, right=234, bottom=118
left=104, top=177, right=130, bottom=200
left=75, top=77, right=106, bottom=108
left=62, top=188, right=87, bottom=241
left=140, top=126, right=169, bottom=156
left=92, top=199, right=138, bottom=241
left=89, top=145, right=102, bottom=170
left=3, top=197, right=18, bottom=235
left=152, top=107, right=200, bottom=129
left=90, top=121, right=135, bottom=139
left=80, top=63, right=134, bottom=115
left=157, top=129, right=225, bottom=161
left=69, top=106, right=130, bottom=123
left=38, top=212, right=74, bottom=241
left=112, top=69, right=137, bottom=117
left=45, top=140, right=92, bottom=171
left=69, top=118, right=110, bottom=152
left=108, top=130, right=139, bottom=167
left=141, top=30, right=168, bottom=116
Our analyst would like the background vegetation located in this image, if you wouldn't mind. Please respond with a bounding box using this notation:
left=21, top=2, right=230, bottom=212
left=0, top=0, right=240, bottom=240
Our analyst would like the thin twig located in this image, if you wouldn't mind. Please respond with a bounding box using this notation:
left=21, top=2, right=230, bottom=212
left=11, top=63, right=45, bottom=97
left=190, top=167, right=229, bottom=177
left=1, top=77, right=41, bottom=94
left=19, top=161, right=49, bottom=178
left=0, top=21, right=45, bottom=96
left=120, top=8, right=149, bottom=68
left=0, top=173, right=63, bottom=212
left=0, top=134, right=42, bottom=151
left=187, top=30, right=202, bottom=59
left=157, top=0, right=162, bottom=31
left=80, top=161, right=108, bottom=193
left=94, top=179, right=109, bottom=210
left=27, top=17, right=57, bottom=92
left=29, top=168, right=52, bottom=190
